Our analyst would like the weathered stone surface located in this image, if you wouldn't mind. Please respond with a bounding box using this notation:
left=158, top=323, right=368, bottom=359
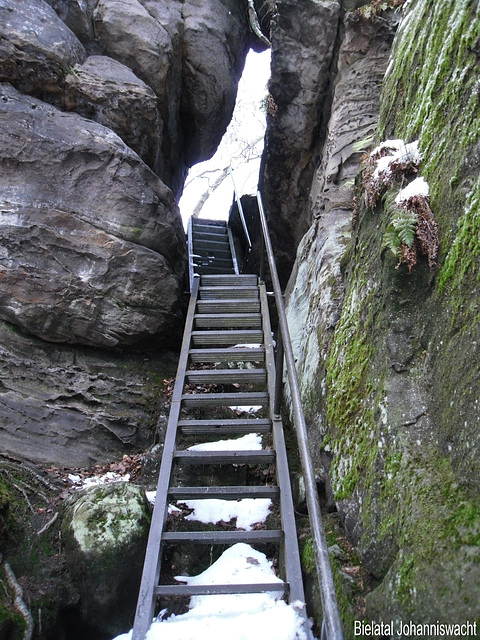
left=138, top=0, right=185, bottom=192
left=0, top=320, right=176, bottom=466
left=0, top=0, right=86, bottom=102
left=0, top=206, right=180, bottom=348
left=283, top=0, right=480, bottom=625
left=181, top=0, right=253, bottom=166
left=285, top=9, right=397, bottom=453
left=92, top=0, right=172, bottom=99
left=0, top=84, right=186, bottom=347
left=62, top=482, right=151, bottom=636
left=45, top=0, right=258, bottom=197
left=261, top=0, right=341, bottom=284
left=65, top=55, right=162, bottom=173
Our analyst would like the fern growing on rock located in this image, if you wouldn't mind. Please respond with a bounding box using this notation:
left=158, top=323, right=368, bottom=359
left=384, top=189, right=439, bottom=272
left=384, top=209, right=419, bottom=271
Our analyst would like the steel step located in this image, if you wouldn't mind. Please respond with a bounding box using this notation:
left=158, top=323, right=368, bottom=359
left=189, top=347, right=265, bottom=363
left=194, top=248, right=232, bottom=259
left=192, top=224, right=227, bottom=233
left=191, top=330, right=264, bottom=346
left=162, top=530, right=283, bottom=544
left=181, top=390, right=268, bottom=407
left=168, top=486, right=279, bottom=500
left=178, top=418, right=271, bottom=436
left=193, top=253, right=232, bottom=263
left=200, top=274, right=258, bottom=287
left=199, top=286, right=259, bottom=300
left=154, top=582, right=288, bottom=597
left=173, top=449, right=275, bottom=465
left=193, top=261, right=234, bottom=272
left=192, top=219, right=226, bottom=227
left=194, top=265, right=236, bottom=275
left=185, top=368, right=267, bottom=385
left=193, top=238, right=231, bottom=251
left=194, top=313, right=262, bottom=328
left=196, top=299, right=261, bottom=314
left=192, top=221, right=227, bottom=230
left=193, top=231, right=229, bottom=242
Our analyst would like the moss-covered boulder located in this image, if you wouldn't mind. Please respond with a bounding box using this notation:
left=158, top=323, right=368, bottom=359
left=62, top=482, right=151, bottom=637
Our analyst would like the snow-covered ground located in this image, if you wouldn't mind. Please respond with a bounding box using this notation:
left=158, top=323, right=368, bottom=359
left=109, top=430, right=312, bottom=639
left=112, top=543, right=311, bottom=640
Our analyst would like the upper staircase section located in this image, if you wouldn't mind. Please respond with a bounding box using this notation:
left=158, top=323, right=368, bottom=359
left=187, top=218, right=239, bottom=285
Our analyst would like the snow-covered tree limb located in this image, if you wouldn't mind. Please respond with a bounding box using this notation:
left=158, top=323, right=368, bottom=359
left=247, top=0, right=271, bottom=47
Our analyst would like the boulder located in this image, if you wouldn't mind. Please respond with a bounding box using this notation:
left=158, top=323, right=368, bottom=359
left=44, top=0, right=99, bottom=46
left=0, top=0, right=86, bottom=102
left=0, top=84, right=186, bottom=348
left=62, top=482, right=151, bottom=636
left=92, top=0, right=172, bottom=101
left=181, top=0, right=253, bottom=166
left=65, top=55, right=163, bottom=175
left=45, top=0, right=255, bottom=196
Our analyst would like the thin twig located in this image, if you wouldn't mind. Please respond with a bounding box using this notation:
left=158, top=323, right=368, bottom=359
left=37, top=512, right=58, bottom=536
left=4, top=561, right=34, bottom=640
left=12, top=482, right=35, bottom=514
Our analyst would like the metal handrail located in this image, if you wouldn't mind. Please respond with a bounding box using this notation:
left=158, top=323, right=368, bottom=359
left=228, top=166, right=252, bottom=251
left=256, top=191, right=344, bottom=640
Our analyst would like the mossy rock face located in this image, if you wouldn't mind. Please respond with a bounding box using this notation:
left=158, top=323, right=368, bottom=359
left=62, top=482, right=151, bottom=637
left=320, top=0, right=480, bottom=624
left=285, top=0, right=480, bottom=627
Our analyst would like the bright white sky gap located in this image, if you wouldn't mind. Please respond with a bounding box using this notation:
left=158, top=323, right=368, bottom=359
left=179, top=49, right=271, bottom=227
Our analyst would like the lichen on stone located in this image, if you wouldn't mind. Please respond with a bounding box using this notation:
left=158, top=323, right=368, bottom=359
left=66, top=482, right=151, bottom=554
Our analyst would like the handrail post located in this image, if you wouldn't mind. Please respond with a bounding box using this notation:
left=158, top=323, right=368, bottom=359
left=256, top=191, right=344, bottom=640
left=228, top=166, right=252, bottom=251
left=273, top=330, right=284, bottom=416
left=259, top=222, right=266, bottom=282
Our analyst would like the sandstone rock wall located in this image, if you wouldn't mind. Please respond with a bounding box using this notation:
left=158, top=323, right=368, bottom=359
left=0, top=4, right=266, bottom=634
left=275, top=0, right=480, bottom=627
left=261, top=0, right=342, bottom=284
left=0, top=0, right=262, bottom=465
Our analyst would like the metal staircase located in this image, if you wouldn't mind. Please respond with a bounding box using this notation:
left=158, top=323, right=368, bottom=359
left=132, top=221, right=312, bottom=640
left=132, top=193, right=344, bottom=640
